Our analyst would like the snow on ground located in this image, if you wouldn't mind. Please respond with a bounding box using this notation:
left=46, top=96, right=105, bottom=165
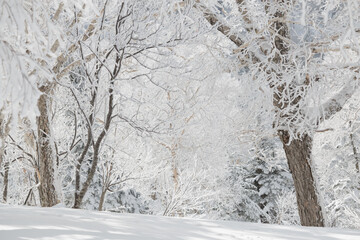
left=0, top=204, right=359, bottom=240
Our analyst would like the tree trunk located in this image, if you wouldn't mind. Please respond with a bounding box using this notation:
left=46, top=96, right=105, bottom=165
left=272, top=4, right=325, bottom=227
left=349, top=130, right=359, bottom=173
left=98, top=189, right=107, bottom=211
left=74, top=164, right=82, bottom=208
left=0, top=110, right=11, bottom=203
left=2, top=162, right=9, bottom=202
left=73, top=128, right=92, bottom=209
left=73, top=147, right=101, bottom=208
left=37, top=91, right=58, bottom=207
left=278, top=130, right=324, bottom=227
left=73, top=79, right=114, bottom=209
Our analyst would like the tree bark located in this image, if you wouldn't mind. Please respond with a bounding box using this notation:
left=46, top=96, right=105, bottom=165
left=73, top=33, right=117, bottom=207
left=73, top=131, right=92, bottom=209
left=349, top=122, right=360, bottom=173
left=2, top=162, right=9, bottom=202
left=73, top=144, right=101, bottom=208
left=0, top=111, right=5, bottom=168
left=278, top=130, right=324, bottom=227
left=37, top=89, right=58, bottom=207
left=271, top=2, right=325, bottom=227
left=98, top=189, right=107, bottom=211
left=0, top=110, right=11, bottom=203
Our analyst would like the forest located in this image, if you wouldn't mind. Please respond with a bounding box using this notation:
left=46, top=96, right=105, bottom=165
left=1, top=0, right=360, bottom=231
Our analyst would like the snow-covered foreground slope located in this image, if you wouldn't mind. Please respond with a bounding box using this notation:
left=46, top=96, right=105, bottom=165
left=0, top=204, right=359, bottom=240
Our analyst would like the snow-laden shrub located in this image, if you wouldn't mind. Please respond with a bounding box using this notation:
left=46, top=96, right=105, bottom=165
left=105, top=188, right=150, bottom=214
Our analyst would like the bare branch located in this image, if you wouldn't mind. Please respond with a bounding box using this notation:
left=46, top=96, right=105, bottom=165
left=194, top=1, right=243, bottom=47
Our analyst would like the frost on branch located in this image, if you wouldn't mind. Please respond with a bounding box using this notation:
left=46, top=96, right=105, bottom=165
left=0, top=0, right=60, bottom=124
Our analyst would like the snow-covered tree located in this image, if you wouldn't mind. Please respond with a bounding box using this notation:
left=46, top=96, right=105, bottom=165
left=193, top=0, right=360, bottom=226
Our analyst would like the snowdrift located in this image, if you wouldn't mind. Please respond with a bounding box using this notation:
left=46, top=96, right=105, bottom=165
left=0, top=204, right=359, bottom=240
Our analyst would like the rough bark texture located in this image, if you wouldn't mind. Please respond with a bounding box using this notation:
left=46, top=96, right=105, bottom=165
left=37, top=88, right=58, bottom=207
left=278, top=131, right=324, bottom=227
left=271, top=2, right=325, bottom=227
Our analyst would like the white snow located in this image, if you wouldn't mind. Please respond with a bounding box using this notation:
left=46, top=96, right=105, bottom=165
left=0, top=204, right=359, bottom=240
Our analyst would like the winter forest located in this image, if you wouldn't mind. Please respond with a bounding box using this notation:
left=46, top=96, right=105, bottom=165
left=1, top=0, right=360, bottom=233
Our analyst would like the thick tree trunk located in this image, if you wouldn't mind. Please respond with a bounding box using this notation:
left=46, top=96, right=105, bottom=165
left=272, top=4, right=325, bottom=227
left=37, top=91, right=58, bottom=207
left=278, top=130, right=324, bottom=227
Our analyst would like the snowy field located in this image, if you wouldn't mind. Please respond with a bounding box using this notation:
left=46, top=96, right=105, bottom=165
left=0, top=204, right=359, bottom=240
